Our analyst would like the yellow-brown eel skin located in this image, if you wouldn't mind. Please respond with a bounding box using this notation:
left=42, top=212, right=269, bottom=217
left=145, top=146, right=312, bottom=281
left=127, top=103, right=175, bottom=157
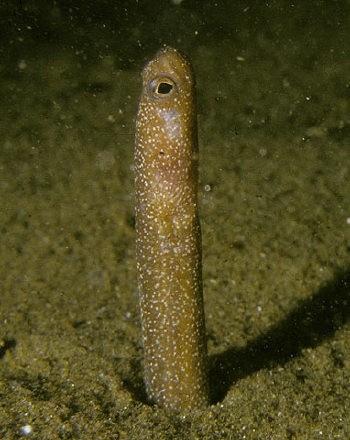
left=134, top=46, right=209, bottom=412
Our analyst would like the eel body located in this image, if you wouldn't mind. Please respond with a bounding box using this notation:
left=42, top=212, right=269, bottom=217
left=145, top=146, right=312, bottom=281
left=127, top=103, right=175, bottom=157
left=134, top=46, right=208, bottom=411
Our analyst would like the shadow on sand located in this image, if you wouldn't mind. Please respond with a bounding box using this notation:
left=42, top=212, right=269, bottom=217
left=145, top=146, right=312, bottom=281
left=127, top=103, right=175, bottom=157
left=209, top=269, right=350, bottom=404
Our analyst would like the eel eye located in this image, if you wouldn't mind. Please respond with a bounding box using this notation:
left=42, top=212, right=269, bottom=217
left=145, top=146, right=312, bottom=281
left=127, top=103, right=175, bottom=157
left=149, top=75, right=176, bottom=100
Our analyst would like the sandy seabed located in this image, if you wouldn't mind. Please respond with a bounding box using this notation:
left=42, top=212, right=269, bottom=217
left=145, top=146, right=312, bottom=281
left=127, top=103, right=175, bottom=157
left=1, top=1, right=350, bottom=438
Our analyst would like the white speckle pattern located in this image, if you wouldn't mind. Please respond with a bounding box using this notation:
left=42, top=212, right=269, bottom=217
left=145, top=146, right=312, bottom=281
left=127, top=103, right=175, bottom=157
left=135, top=47, right=208, bottom=411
